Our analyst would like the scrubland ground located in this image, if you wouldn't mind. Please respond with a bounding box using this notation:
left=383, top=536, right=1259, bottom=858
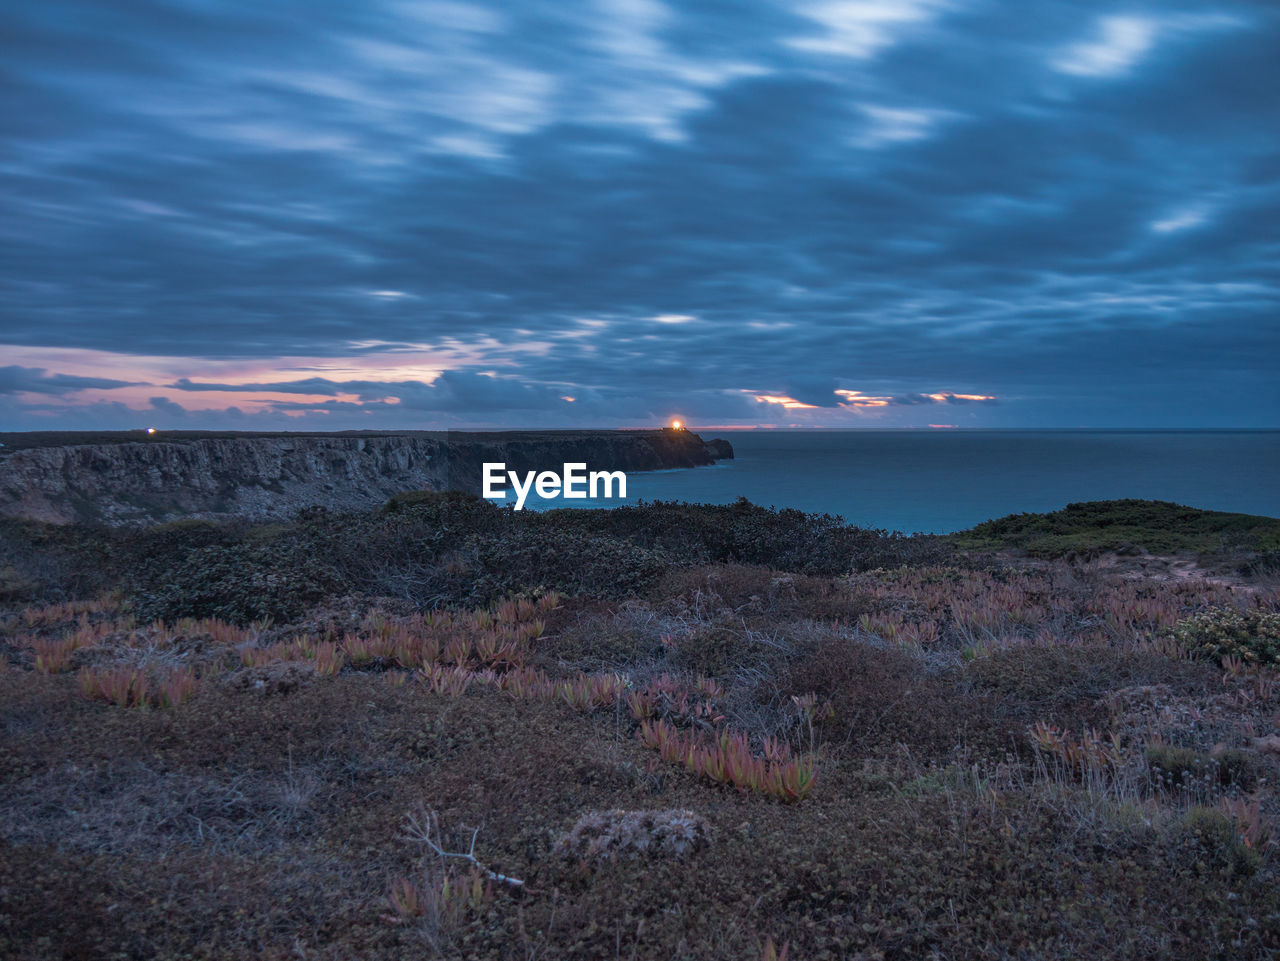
left=2, top=496, right=1280, bottom=960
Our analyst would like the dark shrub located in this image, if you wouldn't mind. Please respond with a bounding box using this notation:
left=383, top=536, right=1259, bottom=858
left=1146, top=744, right=1265, bottom=792
left=127, top=518, right=236, bottom=554
left=132, top=543, right=338, bottom=624
left=667, top=624, right=778, bottom=678
left=783, top=634, right=1004, bottom=760
left=964, top=645, right=1210, bottom=725
left=466, top=527, right=671, bottom=604
left=1240, top=549, right=1280, bottom=577
left=290, top=498, right=674, bottom=607
left=657, top=564, right=874, bottom=622
left=382, top=488, right=499, bottom=516
left=546, top=498, right=951, bottom=575
left=0, top=519, right=116, bottom=603
left=953, top=499, right=1280, bottom=557
left=1177, top=807, right=1260, bottom=878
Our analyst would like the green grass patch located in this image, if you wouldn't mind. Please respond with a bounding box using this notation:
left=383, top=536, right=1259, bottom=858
left=950, top=499, right=1280, bottom=556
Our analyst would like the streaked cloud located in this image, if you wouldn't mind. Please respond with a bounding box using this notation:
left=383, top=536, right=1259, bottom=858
left=1053, top=16, right=1158, bottom=78
left=748, top=393, right=821, bottom=410
left=0, top=366, right=142, bottom=396
left=1150, top=206, right=1211, bottom=234
left=0, top=0, right=1275, bottom=429
left=786, top=0, right=942, bottom=59
left=855, top=104, right=957, bottom=147
left=1052, top=11, right=1247, bottom=80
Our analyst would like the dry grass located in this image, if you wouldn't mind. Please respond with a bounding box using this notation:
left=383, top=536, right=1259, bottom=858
left=2, top=561, right=1280, bottom=959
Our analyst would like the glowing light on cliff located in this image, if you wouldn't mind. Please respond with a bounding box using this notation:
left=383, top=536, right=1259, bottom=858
left=145, top=427, right=157, bottom=434
left=670, top=419, right=683, bottom=429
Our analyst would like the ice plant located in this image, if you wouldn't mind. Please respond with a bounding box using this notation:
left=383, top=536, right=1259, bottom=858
left=695, top=675, right=724, bottom=699
left=388, top=877, right=423, bottom=920
left=30, top=637, right=79, bottom=674
left=156, top=666, right=199, bottom=707
left=1029, top=721, right=1120, bottom=782
left=312, top=641, right=345, bottom=676
left=627, top=690, right=657, bottom=720
left=387, top=867, right=491, bottom=926
left=240, top=640, right=299, bottom=667
left=442, top=637, right=472, bottom=666
left=420, top=664, right=475, bottom=697
left=343, top=634, right=376, bottom=667
left=637, top=719, right=818, bottom=802
left=499, top=665, right=553, bottom=699
left=79, top=666, right=151, bottom=708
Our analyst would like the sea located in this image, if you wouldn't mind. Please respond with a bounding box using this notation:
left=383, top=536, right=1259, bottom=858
left=507, top=429, right=1280, bottom=534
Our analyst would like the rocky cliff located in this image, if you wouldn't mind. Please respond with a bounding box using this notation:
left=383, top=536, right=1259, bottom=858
left=0, top=429, right=733, bottom=526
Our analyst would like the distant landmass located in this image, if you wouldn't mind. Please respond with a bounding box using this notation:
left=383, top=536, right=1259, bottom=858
left=0, top=429, right=734, bottom=526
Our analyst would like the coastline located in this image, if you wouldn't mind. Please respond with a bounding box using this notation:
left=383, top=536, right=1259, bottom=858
left=0, top=429, right=734, bottom=526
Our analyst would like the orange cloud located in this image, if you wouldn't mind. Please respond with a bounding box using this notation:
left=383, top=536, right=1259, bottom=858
left=834, top=389, right=891, bottom=408
left=0, top=342, right=548, bottom=415
left=747, top=392, right=820, bottom=409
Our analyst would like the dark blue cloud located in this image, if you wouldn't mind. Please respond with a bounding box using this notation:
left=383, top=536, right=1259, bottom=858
left=0, top=0, right=1276, bottom=427
left=173, top=370, right=573, bottom=412
left=0, top=366, right=141, bottom=395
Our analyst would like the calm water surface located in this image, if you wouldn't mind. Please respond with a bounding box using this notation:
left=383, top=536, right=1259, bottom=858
left=509, top=430, right=1280, bottom=534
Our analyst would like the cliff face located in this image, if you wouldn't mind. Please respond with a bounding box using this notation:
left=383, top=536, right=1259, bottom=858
left=0, top=430, right=732, bottom=526
left=436, top=429, right=732, bottom=493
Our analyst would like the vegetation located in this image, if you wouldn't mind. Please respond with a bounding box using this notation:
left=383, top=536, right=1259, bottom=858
left=1172, top=607, right=1280, bottom=668
left=952, top=498, right=1280, bottom=557
left=2, top=497, right=1280, bottom=959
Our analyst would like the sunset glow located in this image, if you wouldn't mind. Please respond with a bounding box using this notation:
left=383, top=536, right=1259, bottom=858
left=834, top=391, right=892, bottom=409
left=749, top=394, right=820, bottom=410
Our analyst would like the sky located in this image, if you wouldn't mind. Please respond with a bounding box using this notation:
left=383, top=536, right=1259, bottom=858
left=1, top=0, right=1277, bottom=430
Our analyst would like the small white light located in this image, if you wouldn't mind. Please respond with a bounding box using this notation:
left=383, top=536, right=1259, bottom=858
left=145, top=427, right=157, bottom=434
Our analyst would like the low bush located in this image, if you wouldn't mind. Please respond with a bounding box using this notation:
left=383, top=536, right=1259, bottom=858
left=952, top=499, right=1280, bottom=557
left=1178, top=806, right=1261, bottom=878
left=1145, top=744, right=1218, bottom=785
left=783, top=634, right=1002, bottom=759
left=10, top=498, right=943, bottom=619
left=965, top=645, right=1202, bottom=725
left=551, top=498, right=951, bottom=574
left=465, top=527, right=671, bottom=603
left=666, top=625, right=776, bottom=679
left=1145, top=744, right=1263, bottom=793
left=555, top=809, right=711, bottom=861
left=1240, top=549, right=1280, bottom=577
left=1171, top=607, right=1280, bottom=667
left=132, top=542, right=339, bottom=624
left=657, top=565, right=874, bottom=621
